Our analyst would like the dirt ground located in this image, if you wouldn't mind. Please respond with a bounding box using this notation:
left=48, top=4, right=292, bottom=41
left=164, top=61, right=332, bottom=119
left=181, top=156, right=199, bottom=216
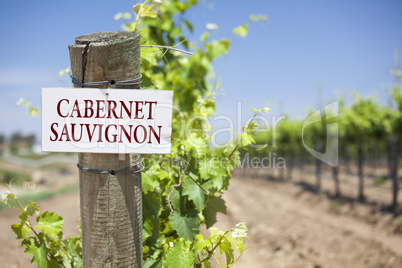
left=1, top=168, right=402, bottom=267
left=213, top=170, right=402, bottom=268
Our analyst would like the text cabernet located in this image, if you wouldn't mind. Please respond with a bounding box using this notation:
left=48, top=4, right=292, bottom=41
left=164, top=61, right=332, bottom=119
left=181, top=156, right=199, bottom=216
left=50, top=99, right=162, bottom=144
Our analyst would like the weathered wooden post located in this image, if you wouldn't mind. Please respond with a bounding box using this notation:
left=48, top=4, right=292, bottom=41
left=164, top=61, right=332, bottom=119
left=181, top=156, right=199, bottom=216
left=69, top=31, right=142, bottom=267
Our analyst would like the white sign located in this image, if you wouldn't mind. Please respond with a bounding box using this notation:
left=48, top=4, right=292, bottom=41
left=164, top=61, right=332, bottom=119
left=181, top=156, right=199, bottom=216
left=41, top=88, right=173, bottom=154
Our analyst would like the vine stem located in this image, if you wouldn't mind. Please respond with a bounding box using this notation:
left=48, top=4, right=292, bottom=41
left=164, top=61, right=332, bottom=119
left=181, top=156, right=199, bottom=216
left=177, top=160, right=207, bottom=193
left=132, top=0, right=150, bottom=31
left=227, top=141, right=240, bottom=161
left=167, top=156, right=183, bottom=215
left=227, top=111, right=259, bottom=161
left=196, top=235, right=225, bottom=265
left=15, top=198, right=65, bottom=267
left=167, top=155, right=208, bottom=215
left=140, top=45, right=193, bottom=55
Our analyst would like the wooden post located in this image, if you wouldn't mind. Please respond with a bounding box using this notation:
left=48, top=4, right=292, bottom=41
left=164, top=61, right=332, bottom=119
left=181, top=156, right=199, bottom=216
left=68, top=31, right=142, bottom=267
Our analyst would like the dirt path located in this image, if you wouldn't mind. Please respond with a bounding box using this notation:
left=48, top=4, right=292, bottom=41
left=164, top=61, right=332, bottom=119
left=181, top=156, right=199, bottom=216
left=212, top=174, right=402, bottom=268
left=1, top=174, right=402, bottom=267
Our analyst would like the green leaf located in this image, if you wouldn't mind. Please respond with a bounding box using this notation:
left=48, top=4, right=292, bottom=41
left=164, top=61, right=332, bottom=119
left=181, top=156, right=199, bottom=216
left=142, top=171, right=160, bottom=194
left=211, top=174, right=224, bottom=190
left=203, top=260, right=212, bottom=268
left=185, top=133, right=209, bottom=156
left=132, top=3, right=142, bottom=14
left=229, top=236, right=245, bottom=254
left=207, top=39, right=230, bottom=59
left=200, top=32, right=209, bottom=42
left=209, top=227, right=224, bottom=241
left=142, top=165, right=169, bottom=194
left=26, top=200, right=40, bottom=216
left=182, top=174, right=206, bottom=210
left=169, top=210, right=200, bottom=240
left=249, top=14, right=268, bottom=22
left=11, top=222, right=31, bottom=239
left=233, top=222, right=248, bottom=237
left=2, top=191, right=16, bottom=202
left=143, top=219, right=153, bottom=242
left=230, top=151, right=241, bottom=168
left=170, top=27, right=182, bottom=38
left=198, top=159, right=210, bottom=179
left=249, top=14, right=258, bottom=21
left=48, top=258, right=62, bottom=268
left=218, top=238, right=234, bottom=265
left=241, top=132, right=254, bottom=146
left=35, top=211, right=63, bottom=240
left=66, top=237, right=83, bottom=267
left=203, top=196, right=226, bottom=228
left=164, top=238, right=193, bottom=267
left=11, top=211, right=31, bottom=239
left=184, top=19, right=194, bottom=32
left=143, top=258, right=162, bottom=268
left=143, top=192, right=161, bottom=219
left=141, top=50, right=157, bottom=65
left=133, top=4, right=157, bottom=18
left=194, top=234, right=209, bottom=252
left=141, top=5, right=157, bottom=18
left=233, top=24, right=248, bottom=37
left=223, top=143, right=236, bottom=155
left=21, top=234, right=50, bottom=267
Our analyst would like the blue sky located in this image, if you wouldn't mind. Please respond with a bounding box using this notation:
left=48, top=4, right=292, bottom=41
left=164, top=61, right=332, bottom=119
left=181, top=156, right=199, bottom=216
left=0, top=0, right=401, bottom=139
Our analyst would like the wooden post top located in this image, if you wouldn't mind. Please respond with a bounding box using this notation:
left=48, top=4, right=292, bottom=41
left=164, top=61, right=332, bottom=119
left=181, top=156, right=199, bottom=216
left=68, top=31, right=140, bottom=89
left=74, top=31, right=139, bottom=46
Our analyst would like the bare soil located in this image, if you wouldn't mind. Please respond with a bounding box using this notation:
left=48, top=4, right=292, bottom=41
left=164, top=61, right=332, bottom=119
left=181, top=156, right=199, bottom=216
left=212, top=170, right=402, bottom=268
left=1, top=167, right=402, bottom=267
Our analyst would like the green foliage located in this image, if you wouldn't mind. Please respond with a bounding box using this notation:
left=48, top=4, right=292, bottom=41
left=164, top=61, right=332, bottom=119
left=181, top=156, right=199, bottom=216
left=115, top=0, right=267, bottom=265
left=330, top=200, right=341, bottom=213
left=394, top=220, right=402, bottom=234
left=16, top=98, right=40, bottom=117
left=2, top=186, right=82, bottom=267
left=160, top=223, right=250, bottom=267
left=0, top=169, right=30, bottom=187
left=8, top=132, right=37, bottom=155
left=241, top=76, right=402, bottom=173
left=35, top=211, right=64, bottom=240
left=233, top=14, right=268, bottom=38
left=343, top=93, right=382, bottom=142
left=233, top=24, right=248, bottom=38
left=249, top=14, right=268, bottom=22
left=169, top=210, right=200, bottom=240
left=374, top=176, right=387, bottom=186
left=391, top=86, right=402, bottom=137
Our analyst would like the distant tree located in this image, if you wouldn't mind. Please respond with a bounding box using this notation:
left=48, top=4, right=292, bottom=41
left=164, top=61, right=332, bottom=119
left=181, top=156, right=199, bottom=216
left=10, top=132, right=22, bottom=143
left=343, top=94, right=381, bottom=201
left=25, top=134, right=36, bottom=149
left=8, top=132, right=36, bottom=154
left=389, top=76, right=402, bottom=213
left=303, top=109, right=326, bottom=192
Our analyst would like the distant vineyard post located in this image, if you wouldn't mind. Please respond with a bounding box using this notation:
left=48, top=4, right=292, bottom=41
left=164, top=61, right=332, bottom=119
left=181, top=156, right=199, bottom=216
left=69, top=31, right=142, bottom=267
